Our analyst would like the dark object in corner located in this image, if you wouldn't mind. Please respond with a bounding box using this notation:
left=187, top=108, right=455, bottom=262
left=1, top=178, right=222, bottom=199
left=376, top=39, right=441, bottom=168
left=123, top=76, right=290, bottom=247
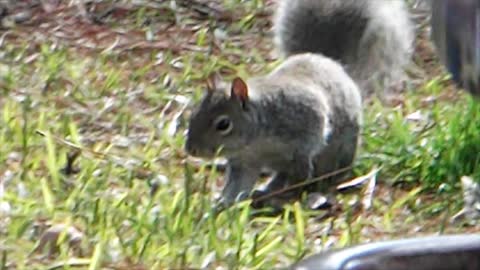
left=431, top=0, right=480, bottom=97
left=290, top=234, right=480, bottom=270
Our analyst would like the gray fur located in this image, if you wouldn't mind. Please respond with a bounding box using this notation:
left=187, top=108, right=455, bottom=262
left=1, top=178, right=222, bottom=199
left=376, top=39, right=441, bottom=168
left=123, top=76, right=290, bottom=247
left=274, top=0, right=415, bottom=97
left=185, top=53, right=362, bottom=205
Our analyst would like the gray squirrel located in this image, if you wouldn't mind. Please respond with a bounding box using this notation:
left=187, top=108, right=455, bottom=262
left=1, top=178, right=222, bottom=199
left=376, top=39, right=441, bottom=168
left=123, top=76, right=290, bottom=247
left=274, top=0, right=414, bottom=98
left=185, top=0, right=413, bottom=207
left=185, top=53, right=362, bottom=206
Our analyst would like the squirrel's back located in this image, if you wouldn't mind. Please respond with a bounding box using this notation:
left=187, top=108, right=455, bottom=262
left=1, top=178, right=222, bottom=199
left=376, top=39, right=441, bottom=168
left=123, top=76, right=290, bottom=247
left=263, top=53, right=362, bottom=120
left=246, top=52, right=362, bottom=149
left=274, top=0, right=414, bottom=97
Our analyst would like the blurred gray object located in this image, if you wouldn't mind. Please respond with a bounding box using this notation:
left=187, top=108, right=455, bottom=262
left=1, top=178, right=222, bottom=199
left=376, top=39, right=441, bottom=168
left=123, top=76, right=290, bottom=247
left=290, top=234, right=480, bottom=270
left=430, top=0, right=480, bottom=97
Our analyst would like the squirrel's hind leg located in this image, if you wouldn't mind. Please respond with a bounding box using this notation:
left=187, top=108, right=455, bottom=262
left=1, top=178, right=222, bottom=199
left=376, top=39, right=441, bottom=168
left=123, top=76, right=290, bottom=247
left=253, top=154, right=314, bottom=207
left=312, top=137, right=358, bottom=193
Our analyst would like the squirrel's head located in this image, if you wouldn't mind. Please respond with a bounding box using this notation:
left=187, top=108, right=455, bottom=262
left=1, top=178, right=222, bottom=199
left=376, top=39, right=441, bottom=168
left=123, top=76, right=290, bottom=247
left=185, top=76, right=252, bottom=158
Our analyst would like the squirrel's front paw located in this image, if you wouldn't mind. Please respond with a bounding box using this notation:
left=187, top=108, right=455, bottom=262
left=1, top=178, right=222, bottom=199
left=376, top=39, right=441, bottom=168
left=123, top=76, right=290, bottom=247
left=215, top=191, right=251, bottom=211
left=212, top=199, right=229, bottom=213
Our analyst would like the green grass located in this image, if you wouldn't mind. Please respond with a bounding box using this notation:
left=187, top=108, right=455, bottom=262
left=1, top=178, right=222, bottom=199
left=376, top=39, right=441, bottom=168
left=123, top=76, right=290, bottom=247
left=359, top=82, right=480, bottom=190
left=1, top=1, right=480, bottom=269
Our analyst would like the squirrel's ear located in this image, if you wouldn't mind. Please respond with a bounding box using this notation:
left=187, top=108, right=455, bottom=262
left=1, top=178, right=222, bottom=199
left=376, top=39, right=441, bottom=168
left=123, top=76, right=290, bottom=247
left=230, top=77, right=249, bottom=105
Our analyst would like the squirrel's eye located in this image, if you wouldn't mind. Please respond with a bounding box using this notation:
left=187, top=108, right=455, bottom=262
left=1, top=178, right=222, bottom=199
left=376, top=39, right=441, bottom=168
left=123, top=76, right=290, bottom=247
left=214, top=115, right=233, bottom=135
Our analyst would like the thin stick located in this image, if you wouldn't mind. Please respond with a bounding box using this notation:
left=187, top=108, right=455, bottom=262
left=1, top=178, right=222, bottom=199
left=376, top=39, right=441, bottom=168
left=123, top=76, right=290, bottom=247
left=35, top=129, right=108, bottom=159
left=253, top=166, right=353, bottom=203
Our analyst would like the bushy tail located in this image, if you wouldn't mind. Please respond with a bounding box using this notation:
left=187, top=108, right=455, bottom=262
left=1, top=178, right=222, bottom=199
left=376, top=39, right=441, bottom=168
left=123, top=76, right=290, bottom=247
left=273, top=0, right=415, bottom=97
